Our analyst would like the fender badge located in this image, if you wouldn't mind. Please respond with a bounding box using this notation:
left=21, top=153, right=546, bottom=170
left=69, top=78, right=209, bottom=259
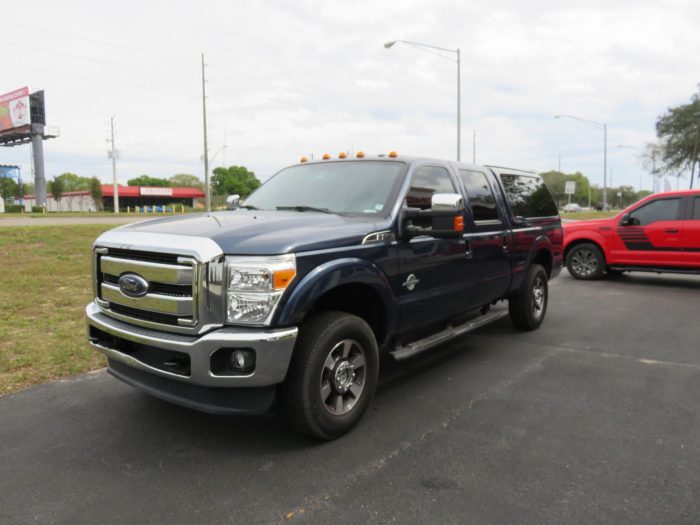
left=402, top=274, right=420, bottom=291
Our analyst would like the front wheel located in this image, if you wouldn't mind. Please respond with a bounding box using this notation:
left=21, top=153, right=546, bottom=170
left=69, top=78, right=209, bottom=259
left=566, top=243, right=605, bottom=280
left=278, top=311, right=379, bottom=440
left=509, top=264, right=548, bottom=331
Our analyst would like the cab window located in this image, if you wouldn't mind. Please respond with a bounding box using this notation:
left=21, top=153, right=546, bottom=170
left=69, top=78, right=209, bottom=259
left=405, top=166, right=456, bottom=210
left=405, top=166, right=457, bottom=229
left=692, top=197, right=700, bottom=220
left=629, top=198, right=681, bottom=226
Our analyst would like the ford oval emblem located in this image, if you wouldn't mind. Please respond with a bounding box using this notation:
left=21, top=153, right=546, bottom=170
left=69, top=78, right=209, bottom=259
left=118, top=273, right=149, bottom=298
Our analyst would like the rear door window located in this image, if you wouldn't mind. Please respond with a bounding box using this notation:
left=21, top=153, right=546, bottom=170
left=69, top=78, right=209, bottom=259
left=500, top=174, right=558, bottom=218
left=459, top=170, right=500, bottom=223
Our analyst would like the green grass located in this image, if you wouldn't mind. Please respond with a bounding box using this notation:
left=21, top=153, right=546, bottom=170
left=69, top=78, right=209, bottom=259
left=0, top=210, right=198, bottom=219
left=0, top=225, right=115, bottom=393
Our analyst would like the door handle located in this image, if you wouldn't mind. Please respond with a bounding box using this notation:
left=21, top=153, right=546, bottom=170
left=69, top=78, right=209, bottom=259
left=502, top=234, right=510, bottom=253
left=465, top=239, right=474, bottom=259
left=665, top=228, right=680, bottom=234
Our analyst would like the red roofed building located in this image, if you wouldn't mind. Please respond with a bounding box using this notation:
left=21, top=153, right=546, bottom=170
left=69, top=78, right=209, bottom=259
left=24, top=185, right=205, bottom=212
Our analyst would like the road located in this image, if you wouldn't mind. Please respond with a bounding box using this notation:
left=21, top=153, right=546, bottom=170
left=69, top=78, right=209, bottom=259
left=2, top=271, right=700, bottom=524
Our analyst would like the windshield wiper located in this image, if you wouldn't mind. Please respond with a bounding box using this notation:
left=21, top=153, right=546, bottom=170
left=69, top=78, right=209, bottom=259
left=239, top=204, right=261, bottom=210
left=276, top=205, right=332, bottom=214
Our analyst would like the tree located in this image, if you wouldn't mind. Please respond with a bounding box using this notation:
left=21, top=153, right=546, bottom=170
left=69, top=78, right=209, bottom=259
left=211, top=166, right=261, bottom=197
left=655, top=87, right=700, bottom=188
left=48, top=177, right=65, bottom=203
left=541, top=170, right=591, bottom=207
left=169, top=173, right=203, bottom=189
left=127, top=175, right=171, bottom=187
left=0, top=177, right=18, bottom=201
left=54, top=172, right=92, bottom=192
left=90, top=177, right=103, bottom=210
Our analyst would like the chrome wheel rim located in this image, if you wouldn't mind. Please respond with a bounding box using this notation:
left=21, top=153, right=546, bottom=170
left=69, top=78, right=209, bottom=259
left=570, top=249, right=598, bottom=277
left=532, top=276, right=546, bottom=318
left=320, top=339, right=367, bottom=416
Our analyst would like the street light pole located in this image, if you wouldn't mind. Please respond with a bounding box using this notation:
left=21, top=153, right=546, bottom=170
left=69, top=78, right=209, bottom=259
left=385, top=40, right=461, bottom=161
left=554, top=114, right=608, bottom=209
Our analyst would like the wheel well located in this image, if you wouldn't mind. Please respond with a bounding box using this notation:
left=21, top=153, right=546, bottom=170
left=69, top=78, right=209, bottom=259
left=532, top=249, right=553, bottom=278
left=564, top=239, right=606, bottom=264
left=308, top=284, right=387, bottom=344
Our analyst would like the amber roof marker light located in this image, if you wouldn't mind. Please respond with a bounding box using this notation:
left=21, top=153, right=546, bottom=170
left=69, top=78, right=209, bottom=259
left=388, top=151, right=398, bottom=158
left=322, top=153, right=331, bottom=160
left=339, top=152, right=347, bottom=159
left=356, top=151, right=365, bottom=158
left=300, top=156, right=309, bottom=163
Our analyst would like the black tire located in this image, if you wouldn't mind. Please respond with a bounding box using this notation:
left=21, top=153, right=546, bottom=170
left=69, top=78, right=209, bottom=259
left=278, top=311, right=379, bottom=440
left=565, top=242, right=606, bottom=280
left=606, top=268, right=624, bottom=276
left=509, top=264, right=548, bottom=331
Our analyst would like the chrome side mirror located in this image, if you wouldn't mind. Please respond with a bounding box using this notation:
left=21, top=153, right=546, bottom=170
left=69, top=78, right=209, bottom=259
left=431, top=193, right=463, bottom=211
left=226, top=194, right=240, bottom=210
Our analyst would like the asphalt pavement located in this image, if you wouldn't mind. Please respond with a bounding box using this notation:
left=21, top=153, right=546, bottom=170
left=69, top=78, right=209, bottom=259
left=2, top=270, right=700, bottom=524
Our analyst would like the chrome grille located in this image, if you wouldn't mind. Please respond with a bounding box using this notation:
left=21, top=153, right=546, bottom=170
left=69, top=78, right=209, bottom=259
left=95, top=249, right=200, bottom=331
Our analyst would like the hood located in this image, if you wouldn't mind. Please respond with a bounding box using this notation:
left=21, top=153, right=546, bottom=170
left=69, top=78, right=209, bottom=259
left=114, top=210, right=385, bottom=254
left=563, top=216, right=617, bottom=232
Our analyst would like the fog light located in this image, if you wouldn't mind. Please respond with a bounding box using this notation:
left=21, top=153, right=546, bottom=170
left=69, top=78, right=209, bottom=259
left=230, top=349, right=255, bottom=373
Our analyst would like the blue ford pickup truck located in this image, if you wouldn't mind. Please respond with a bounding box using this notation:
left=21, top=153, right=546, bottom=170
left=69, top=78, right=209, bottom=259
left=86, top=154, right=562, bottom=439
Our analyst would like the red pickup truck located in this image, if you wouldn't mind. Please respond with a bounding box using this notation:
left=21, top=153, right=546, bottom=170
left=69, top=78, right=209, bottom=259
left=564, top=190, right=700, bottom=279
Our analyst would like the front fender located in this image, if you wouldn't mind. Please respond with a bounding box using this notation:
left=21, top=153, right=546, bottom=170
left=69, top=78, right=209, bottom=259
left=275, top=257, right=398, bottom=335
left=564, top=230, right=610, bottom=259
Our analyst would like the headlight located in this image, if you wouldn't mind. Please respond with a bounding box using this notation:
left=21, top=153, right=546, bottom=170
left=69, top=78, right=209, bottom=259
left=225, top=255, right=296, bottom=325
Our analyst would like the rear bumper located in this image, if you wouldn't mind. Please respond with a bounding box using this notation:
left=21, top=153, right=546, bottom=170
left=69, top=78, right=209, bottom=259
left=86, top=302, right=297, bottom=413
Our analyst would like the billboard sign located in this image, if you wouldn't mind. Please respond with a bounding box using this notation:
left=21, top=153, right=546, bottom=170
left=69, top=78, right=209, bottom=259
left=0, top=87, right=31, bottom=133
left=0, top=165, right=20, bottom=179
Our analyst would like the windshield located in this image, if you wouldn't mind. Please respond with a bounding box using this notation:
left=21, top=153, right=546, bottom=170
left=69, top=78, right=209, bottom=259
left=244, top=161, right=407, bottom=216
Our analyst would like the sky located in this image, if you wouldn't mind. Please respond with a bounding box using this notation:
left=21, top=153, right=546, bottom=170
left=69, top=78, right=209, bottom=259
left=1, top=0, right=699, bottom=192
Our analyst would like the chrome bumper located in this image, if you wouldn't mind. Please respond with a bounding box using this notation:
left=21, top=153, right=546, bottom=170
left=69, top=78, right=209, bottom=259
left=86, top=302, right=298, bottom=388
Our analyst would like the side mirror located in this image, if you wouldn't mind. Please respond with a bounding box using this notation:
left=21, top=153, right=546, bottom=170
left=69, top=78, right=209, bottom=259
left=620, top=213, right=639, bottom=226
left=226, top=194, right=240, bottom=210
left=401, top=193, right=465, bottom=239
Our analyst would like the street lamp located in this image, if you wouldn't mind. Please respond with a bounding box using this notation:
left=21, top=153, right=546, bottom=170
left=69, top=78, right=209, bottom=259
left=554, top=114, right=608, bottom=209
left=384, top=40, right=461, bottom=161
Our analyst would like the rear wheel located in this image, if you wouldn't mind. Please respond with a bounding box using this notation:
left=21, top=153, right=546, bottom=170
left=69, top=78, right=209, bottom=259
left=566, top=243, right=605, bottom=280
left=278, top=311, right=379, bottom=440
left=509, top=264, right=548, bottom=331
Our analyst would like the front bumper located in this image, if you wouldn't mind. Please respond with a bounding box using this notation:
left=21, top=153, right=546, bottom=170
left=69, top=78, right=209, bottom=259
left=86, top=302, right=298, bottom=413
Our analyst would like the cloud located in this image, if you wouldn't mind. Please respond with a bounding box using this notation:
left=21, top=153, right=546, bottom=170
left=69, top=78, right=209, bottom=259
left=1, top=0, right=698, bottom=191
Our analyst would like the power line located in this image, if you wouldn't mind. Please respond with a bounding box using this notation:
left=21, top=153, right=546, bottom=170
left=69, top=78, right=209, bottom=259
left=8, top=21, right=185, bottom=61
left=0, top=61, right=195, bottom=97
left=0, top=39, right=192, bottom=81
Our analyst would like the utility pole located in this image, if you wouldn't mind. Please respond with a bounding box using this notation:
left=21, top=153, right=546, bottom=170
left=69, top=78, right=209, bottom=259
left=108, top=116, right=119, bottom=214
left=201, top=52, right=211, bottom=212
left=456, top=47, right=461, bottom=162
left=472, top=129, right=476, bottom=163
left=558, top=153, right=561, bottom=173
